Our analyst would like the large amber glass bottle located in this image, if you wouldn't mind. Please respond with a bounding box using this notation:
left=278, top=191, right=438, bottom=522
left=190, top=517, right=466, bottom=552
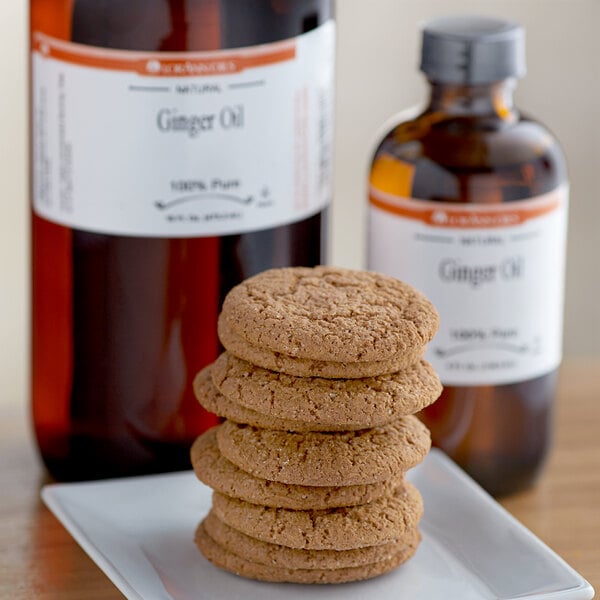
left=31, top=0, right=334, bottom=480
left=368, top=16, right=567, bottom=495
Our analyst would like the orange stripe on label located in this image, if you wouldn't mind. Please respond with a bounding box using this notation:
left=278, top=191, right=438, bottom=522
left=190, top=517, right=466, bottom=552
left=369, top=186, right=565, bottom=228
left=32, top=32, right=296, bottom=76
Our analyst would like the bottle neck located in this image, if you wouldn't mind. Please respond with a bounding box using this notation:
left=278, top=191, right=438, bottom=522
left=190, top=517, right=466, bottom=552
left=426, top=79, right=517, bottom=120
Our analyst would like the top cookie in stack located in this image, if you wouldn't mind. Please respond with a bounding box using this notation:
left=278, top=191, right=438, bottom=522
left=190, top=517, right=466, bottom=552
left=192, top=266, right=441, bottom=585
left=217, top=266, right=438, bottom=379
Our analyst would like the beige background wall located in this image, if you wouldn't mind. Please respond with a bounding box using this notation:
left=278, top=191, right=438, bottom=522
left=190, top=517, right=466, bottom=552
left=0, top=2, right=27, bottom=407
left=1, top=1, right=598, bottom=407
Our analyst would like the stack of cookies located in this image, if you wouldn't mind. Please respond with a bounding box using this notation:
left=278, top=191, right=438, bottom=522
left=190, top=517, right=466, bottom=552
left=191, top=266, right=441, bottom=584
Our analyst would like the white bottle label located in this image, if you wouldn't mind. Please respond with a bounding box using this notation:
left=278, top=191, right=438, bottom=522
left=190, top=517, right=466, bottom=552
left=369, top=185, right=568, bottom=385
left=32, top=22, right=335, bottom=237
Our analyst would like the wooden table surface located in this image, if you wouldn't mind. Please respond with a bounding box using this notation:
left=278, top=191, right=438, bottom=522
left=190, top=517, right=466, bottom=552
left=1, top=358, right=598, bottom=599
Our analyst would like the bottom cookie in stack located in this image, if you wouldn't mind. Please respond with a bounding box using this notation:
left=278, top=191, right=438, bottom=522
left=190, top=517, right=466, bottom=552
left=196, top=513, right=421, bottom=584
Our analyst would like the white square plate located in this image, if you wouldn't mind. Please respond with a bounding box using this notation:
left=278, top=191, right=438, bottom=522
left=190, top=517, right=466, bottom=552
left=42, top=449, right=594, bottom=600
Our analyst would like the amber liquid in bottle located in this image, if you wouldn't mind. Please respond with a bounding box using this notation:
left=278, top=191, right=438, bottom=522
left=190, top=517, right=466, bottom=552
left=32, top=0, right=332, bottom=481
left=370, top=81, right=567, bottom=496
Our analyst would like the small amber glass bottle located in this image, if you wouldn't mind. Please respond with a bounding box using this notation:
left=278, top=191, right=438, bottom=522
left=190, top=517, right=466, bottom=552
left=368, top=16, right=568, bottom=496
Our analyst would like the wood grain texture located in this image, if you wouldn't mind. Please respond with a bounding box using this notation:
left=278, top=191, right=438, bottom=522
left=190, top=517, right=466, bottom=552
left=0, top=359, right=598, bottom=599
left=500, top=358, right=600, bottom=591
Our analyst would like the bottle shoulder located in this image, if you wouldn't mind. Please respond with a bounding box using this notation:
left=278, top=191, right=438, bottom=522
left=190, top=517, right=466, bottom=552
left=371, top=111, right=567, bottom=201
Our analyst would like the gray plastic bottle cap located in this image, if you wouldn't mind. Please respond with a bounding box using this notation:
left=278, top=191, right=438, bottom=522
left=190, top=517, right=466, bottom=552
left=420, top=15, right=525, bottom=84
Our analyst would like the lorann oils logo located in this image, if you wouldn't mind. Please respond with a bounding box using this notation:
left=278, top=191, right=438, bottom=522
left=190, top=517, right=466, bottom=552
left=430, top=209, right=520, bottom=228
left=145, top=58, right=238, bottom=76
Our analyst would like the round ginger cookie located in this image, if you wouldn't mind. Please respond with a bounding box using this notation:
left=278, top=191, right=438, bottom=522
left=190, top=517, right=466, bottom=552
left=211, top=482, right=423, bottom=551
left=196, top=520, right=418, bottom=584
left=194, top=367, right=335, bottom=432
left=220, top=266, right=439, bottom=366
left=216, top=416, right=431, bottom=487
left=211, top=352, right=442, bottom=427
left=201, top=511, right=421, bottom=570
left=190, top=428, right=405, bottom=510
left=218, top=315, right=417, bottom=379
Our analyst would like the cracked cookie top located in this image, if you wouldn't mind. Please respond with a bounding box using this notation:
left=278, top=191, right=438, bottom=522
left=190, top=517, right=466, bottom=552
left=219, top=266, right=439, bottom=365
